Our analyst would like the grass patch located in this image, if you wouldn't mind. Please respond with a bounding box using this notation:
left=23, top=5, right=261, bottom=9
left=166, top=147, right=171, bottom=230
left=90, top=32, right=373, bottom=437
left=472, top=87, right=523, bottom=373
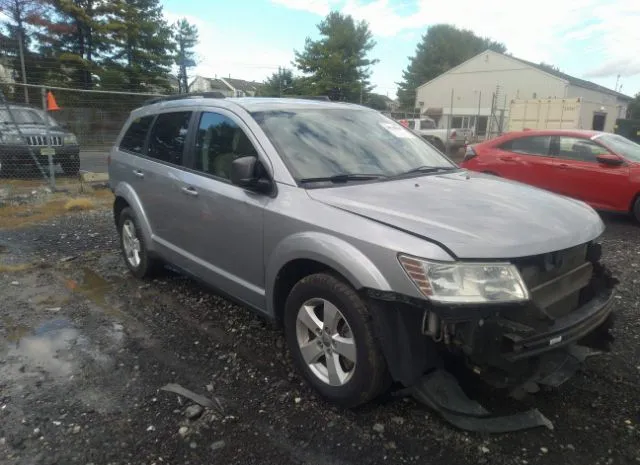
left=64, top=198, right=95, bottom=211
left=0, top=263, right=33, bottom=273
left=0, top=191, right=113, bottom=229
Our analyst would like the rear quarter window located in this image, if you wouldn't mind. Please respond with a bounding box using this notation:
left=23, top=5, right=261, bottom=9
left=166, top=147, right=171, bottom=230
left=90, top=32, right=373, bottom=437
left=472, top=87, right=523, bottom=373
left=120, top=115, right=155, bottom=154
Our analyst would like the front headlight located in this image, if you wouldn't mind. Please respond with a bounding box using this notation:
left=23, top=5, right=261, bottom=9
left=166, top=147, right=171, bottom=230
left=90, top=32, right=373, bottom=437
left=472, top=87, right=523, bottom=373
left=0, top=133, right=24, bottom=144
left=398, top=254, right=529, bottom=304
left=64, top=134, right=78, bottom=145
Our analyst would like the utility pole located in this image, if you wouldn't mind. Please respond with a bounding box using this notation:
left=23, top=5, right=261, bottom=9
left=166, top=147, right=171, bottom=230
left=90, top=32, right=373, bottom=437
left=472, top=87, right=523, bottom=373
left=359, top=80, right=363, bottom=105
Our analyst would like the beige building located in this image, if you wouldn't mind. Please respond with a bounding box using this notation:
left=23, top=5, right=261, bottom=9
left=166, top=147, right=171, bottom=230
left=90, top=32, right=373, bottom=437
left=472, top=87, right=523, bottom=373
left=190, top=75, right=262, bottom=97
left=414, top=50, right=632, bottom=137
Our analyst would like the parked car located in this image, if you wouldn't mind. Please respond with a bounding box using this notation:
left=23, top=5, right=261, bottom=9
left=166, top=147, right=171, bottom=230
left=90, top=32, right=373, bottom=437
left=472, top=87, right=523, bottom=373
left=398, top=117, right=471, bottom=152
left=461, top=129, right=640, bottom=222
left=0, top=104, right=80, bottom=177
left=109, top=96, right=616, bottom=411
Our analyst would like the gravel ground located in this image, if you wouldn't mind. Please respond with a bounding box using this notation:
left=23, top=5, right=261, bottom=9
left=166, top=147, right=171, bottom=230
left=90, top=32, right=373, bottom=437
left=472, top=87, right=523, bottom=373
left=0, top=208, right=639, bottom=465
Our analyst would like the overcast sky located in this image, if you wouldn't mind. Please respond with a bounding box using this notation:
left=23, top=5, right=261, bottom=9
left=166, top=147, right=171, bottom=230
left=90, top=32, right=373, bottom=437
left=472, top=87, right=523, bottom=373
left=163, top=0, right=640, bottom=98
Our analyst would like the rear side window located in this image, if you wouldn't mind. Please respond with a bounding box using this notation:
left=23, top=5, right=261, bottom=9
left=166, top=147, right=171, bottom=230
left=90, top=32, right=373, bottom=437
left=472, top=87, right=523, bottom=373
left=146, top=112, right=192, bottom=165
left=420, top=119, right=436, bottom=130
left=120, top=115, right=154, bottom=154
left=500, top=136, right=551, bottom=156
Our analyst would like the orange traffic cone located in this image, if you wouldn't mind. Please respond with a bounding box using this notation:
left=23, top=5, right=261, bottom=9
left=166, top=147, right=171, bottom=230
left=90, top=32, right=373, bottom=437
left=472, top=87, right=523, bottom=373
left=47, top=91, right=60, bottom=111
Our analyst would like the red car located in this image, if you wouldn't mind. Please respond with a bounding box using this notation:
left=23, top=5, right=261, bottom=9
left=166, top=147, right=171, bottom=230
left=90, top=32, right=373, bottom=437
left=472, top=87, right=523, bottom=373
left=461, top=129, right=640, bottom=222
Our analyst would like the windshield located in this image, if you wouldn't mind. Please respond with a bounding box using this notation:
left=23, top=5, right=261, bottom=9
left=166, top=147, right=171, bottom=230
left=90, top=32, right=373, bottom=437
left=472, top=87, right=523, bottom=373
left=597, top=134, right=640, bottom=162
left=0, top=108, right=60, bottom=127
left=252, top=108, right=455, bottom=181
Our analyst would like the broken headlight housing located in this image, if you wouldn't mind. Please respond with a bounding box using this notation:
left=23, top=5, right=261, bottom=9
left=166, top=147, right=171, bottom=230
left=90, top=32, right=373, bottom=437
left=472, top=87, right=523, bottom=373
left=398, top=255, right=530, bottom=304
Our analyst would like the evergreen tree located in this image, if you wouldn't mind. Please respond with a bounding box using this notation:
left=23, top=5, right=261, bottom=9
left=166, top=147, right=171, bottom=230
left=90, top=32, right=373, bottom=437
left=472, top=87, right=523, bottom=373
left=396, top=24, right=506, bottom=110
left=173, top=18, right=197, bottom=93
left=108, top=0, right=175, bottom=91
left=260, top=67, right=304, bottom=97
left=32, top=0, right=116, bottom=89
left=294, top=11, right=377, bottom=102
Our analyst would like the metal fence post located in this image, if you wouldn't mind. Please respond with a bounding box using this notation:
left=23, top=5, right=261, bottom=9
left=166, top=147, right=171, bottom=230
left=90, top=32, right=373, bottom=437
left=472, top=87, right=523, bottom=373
left=446, top=89, right=454, bottom=153
left=41, top=86, right=56, bottom=190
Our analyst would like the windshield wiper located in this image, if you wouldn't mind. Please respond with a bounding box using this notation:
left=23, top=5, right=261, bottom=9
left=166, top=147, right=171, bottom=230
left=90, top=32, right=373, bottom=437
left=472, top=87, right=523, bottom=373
left=392, top=166, right=457, bottom=178
left=299, top=173, right=387, bottom=184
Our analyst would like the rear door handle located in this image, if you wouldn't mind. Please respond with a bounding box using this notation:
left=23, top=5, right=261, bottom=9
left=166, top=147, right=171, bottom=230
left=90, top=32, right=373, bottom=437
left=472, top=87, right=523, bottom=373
left=133, top=169, right=144, bottom=178
left=499, top=155, right=515, bottom=161
left=558, top=163, right=570, bottom=169
left=181, top=186, right=199, bottom=197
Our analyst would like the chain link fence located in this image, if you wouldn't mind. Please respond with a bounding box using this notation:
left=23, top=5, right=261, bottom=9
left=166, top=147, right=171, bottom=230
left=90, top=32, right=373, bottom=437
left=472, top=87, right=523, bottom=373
left=1, top=81, right=167, bottom=203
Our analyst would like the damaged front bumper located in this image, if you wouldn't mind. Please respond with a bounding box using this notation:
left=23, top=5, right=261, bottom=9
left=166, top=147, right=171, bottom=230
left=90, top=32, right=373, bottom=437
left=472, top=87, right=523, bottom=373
left=365, top=259, right=617, bottom=432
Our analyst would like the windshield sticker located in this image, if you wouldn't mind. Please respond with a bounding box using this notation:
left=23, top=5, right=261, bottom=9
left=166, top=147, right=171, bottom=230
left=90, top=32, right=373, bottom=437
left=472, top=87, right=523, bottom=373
left=380, top=122, right=412, bottom=138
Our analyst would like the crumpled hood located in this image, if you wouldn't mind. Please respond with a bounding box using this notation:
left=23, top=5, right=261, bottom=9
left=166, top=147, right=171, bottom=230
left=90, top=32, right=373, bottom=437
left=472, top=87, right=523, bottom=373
left=306, top=170, right=605, bottom=259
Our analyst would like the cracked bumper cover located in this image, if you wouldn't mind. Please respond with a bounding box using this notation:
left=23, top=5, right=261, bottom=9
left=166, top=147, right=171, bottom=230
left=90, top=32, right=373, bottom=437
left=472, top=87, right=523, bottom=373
left=366, top=269, right=616, bottom=387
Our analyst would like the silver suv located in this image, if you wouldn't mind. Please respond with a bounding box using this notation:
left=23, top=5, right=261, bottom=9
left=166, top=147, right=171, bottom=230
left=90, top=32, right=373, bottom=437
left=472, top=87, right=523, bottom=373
left=109, top=95, right=616, bottom=410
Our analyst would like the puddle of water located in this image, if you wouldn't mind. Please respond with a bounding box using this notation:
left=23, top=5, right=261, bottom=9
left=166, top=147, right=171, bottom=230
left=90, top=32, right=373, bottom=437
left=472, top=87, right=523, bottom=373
left=64, top=267, right=128, bottom=319
left=5, top=317, right=80, bottom=378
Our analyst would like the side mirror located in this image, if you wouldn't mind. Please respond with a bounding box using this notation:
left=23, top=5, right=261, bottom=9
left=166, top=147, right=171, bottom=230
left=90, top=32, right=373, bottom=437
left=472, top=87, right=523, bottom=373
left=230, top=156, right=272, bottom=193
left=596, top=153, right=624, bottom=166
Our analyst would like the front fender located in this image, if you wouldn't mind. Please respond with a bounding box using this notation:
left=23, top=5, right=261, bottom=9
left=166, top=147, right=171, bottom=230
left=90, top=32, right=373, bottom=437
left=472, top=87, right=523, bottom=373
left=265, top=232, right=392, bottom=315
left=113, top=182, right=155, bottom=252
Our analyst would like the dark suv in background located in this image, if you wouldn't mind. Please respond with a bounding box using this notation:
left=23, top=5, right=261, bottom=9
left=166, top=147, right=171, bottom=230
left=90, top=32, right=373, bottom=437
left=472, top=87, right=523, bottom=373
left=0, top=104, right=80, bottom=177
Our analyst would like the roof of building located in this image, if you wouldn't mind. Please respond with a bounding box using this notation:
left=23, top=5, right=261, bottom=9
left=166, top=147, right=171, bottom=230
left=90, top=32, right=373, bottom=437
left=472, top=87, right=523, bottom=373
left=224, top=77, right=262, bottom=93
left=199, top=77, right=232, bottom=91
left=505, top=53, right=632, bottom=101
left=417, top=50, right=632, bottom=102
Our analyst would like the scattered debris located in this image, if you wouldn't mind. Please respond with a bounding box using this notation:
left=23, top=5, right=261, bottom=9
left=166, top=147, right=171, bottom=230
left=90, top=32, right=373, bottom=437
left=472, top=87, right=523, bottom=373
left=211, top=440, right=225, bottom=451
left=72, top=425, right=81, bottom=434
left=178, top=426, right=189, bottom=437
left=480, top=446, right=490, bottom=454
left=540, top=447, right=549, bottom=454
left=185, top=404, right=204, bottom=420
left=373, top=423, right=385, bottom=434
left=10, top=281, right=19, bottom=286
left=391, top=416, right=405, bottom=425
left=146, top=425, right=156, bottom=432
left=160, top=383, right=224, bottom=414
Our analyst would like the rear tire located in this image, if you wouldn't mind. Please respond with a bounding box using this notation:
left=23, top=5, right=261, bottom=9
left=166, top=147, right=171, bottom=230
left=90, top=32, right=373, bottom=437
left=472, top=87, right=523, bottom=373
left=284, top=273, right=390, bottom=408
left=118, top=207, right=162, bottom=279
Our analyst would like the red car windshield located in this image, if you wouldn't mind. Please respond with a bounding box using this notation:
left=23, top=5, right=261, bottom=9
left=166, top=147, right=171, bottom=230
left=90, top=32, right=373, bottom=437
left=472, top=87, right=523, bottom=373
left=596, top=134, right=640, bottom=162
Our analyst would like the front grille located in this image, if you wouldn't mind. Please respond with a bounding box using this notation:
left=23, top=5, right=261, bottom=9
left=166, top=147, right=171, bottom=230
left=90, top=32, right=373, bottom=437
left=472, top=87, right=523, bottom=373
left=26, top=135, right=63, bottom=146
left=514, top=243, right=592, bottom=318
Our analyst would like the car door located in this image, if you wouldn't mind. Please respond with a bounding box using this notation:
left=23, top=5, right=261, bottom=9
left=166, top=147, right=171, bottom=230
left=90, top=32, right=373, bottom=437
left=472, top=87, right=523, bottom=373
left=177, top=109, right=267, bottom=310
left=493, top=135, right=557, bottom=190
left=547, top=135, right=630, bottom=210
left=130, top=110, right=198, bottom=263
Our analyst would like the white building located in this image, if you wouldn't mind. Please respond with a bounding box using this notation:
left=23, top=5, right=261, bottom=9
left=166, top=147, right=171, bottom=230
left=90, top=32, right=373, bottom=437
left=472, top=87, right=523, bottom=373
left=414, top=50, right=632, bottom=137
left=190, top=75, right=261, bottom=97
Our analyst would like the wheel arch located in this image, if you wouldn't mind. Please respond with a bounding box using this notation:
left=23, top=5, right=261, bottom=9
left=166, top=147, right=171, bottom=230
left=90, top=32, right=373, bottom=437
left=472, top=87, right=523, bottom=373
left=112, top=182, right=154, bottom=251
left=266, top=233, right=392, bottom=324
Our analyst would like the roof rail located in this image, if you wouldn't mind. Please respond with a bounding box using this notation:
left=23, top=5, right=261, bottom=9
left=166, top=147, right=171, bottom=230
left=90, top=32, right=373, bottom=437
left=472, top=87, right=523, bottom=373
left=281, top=95, right=331, bottom=101
left=143, top=92, right=226, bottom=106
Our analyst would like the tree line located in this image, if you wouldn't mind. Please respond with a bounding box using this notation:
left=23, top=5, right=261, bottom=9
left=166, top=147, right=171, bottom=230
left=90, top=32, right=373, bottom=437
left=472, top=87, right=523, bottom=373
left=0, top=0, right=198, bottom=98
left=261, top=14, right=509, bottom=111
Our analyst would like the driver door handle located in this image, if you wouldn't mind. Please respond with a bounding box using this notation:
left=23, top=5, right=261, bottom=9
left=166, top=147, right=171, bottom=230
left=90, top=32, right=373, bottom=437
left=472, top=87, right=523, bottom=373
left=181, top=186, right=199, bottom=197
left=133, top=169, right=144, bottom=178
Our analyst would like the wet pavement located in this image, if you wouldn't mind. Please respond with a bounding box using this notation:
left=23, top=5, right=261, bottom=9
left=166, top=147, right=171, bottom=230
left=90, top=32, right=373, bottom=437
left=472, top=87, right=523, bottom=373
left=0, top=208, right=639, bottom=465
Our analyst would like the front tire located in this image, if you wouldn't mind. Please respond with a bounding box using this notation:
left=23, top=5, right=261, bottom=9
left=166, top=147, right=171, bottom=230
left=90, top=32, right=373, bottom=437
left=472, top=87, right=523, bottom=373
left=284, top=273, right=390, bottom=408
left=118, top=207, right=161, bottom=278
left=633, top=196, right=640, bottom=223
